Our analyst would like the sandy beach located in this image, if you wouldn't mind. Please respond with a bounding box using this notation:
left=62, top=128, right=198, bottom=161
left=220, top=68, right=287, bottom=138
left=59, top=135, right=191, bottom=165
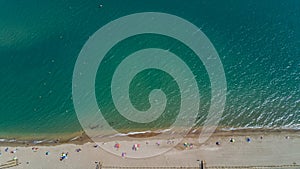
left=0, top=129, right=299, bottom=169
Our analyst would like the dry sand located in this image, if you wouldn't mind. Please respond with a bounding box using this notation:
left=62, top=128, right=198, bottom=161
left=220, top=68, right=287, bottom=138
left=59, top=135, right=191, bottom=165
left=0, top=130, right=299, bottom=169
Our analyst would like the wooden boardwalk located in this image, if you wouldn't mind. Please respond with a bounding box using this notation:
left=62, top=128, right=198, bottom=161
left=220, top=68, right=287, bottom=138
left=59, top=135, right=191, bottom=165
left=99, top=161, right=300, bottom=169
left=0, top=159, right=19, bottom=169
left=101, top=166, right=300, bottom=169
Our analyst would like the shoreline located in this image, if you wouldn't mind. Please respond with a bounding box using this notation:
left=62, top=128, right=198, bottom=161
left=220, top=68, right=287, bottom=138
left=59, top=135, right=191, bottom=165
left=0, top=127, right=299, bottom=147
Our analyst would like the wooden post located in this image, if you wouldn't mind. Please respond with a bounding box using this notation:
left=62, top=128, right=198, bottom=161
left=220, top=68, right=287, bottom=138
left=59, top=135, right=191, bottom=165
left=200, top=160, right=206, bottom=169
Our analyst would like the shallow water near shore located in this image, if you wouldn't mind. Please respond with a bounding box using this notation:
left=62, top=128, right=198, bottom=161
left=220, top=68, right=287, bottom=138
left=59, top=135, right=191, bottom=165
left=0, top=0, right=299, bottom=141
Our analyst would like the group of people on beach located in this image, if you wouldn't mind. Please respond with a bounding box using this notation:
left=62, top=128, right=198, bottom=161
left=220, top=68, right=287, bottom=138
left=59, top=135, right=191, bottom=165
left=183, top=142, right=194, bottom=149
left=216, top=137, right=250, bottom=145
left=132, top=144, right=140, bottom=151
left=59, top=152, right=68, bottom=161
left=213, top=135, right=285, bottom=146
left=0, top=134, right=293, bottom=167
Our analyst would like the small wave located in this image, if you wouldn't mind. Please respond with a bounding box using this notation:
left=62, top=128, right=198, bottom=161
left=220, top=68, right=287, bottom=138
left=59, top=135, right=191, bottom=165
left=220, top=125, right=300, bottom=131
left=280, top=124, right=300, bottom=130
left=109, top=128, right=173, bottom=138
left=220, top=126, right=264, bottom=131
left=0, top=138, right=53, bottom=144
left=0, top=138, right=19, bottom=143
left=8, top=139, right=16, bottom=142
left=110, top=130, right=153, bottom=137
left=33, top=140, right=44, bottom=144
left=69, top=136, right=80, bottom=141
left=0, top=139, right=8, bottom=142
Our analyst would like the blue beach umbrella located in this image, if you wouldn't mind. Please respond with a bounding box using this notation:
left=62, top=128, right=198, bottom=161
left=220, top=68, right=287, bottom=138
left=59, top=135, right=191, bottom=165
left=246, top=137, right=251, bottom=142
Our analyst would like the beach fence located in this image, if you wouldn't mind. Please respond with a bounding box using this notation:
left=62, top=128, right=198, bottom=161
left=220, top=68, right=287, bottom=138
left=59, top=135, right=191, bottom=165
left=205, top=165, right=300, bottom=169
left=0, top=159, right=19, bottom=169
left=100, top=166, right=300, bottom=169
left=99, top=161, right=300, bottom=169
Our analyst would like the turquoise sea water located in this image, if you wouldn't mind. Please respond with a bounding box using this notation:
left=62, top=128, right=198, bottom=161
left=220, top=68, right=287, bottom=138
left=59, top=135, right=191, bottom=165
left=0, top=0, right=299, bottom=139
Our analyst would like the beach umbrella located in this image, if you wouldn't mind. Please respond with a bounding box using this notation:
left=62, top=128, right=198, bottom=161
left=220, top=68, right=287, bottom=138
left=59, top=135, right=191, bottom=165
left=246, top=137, right=251, bottom=142
left=115, top=143, right=120, bottom=149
